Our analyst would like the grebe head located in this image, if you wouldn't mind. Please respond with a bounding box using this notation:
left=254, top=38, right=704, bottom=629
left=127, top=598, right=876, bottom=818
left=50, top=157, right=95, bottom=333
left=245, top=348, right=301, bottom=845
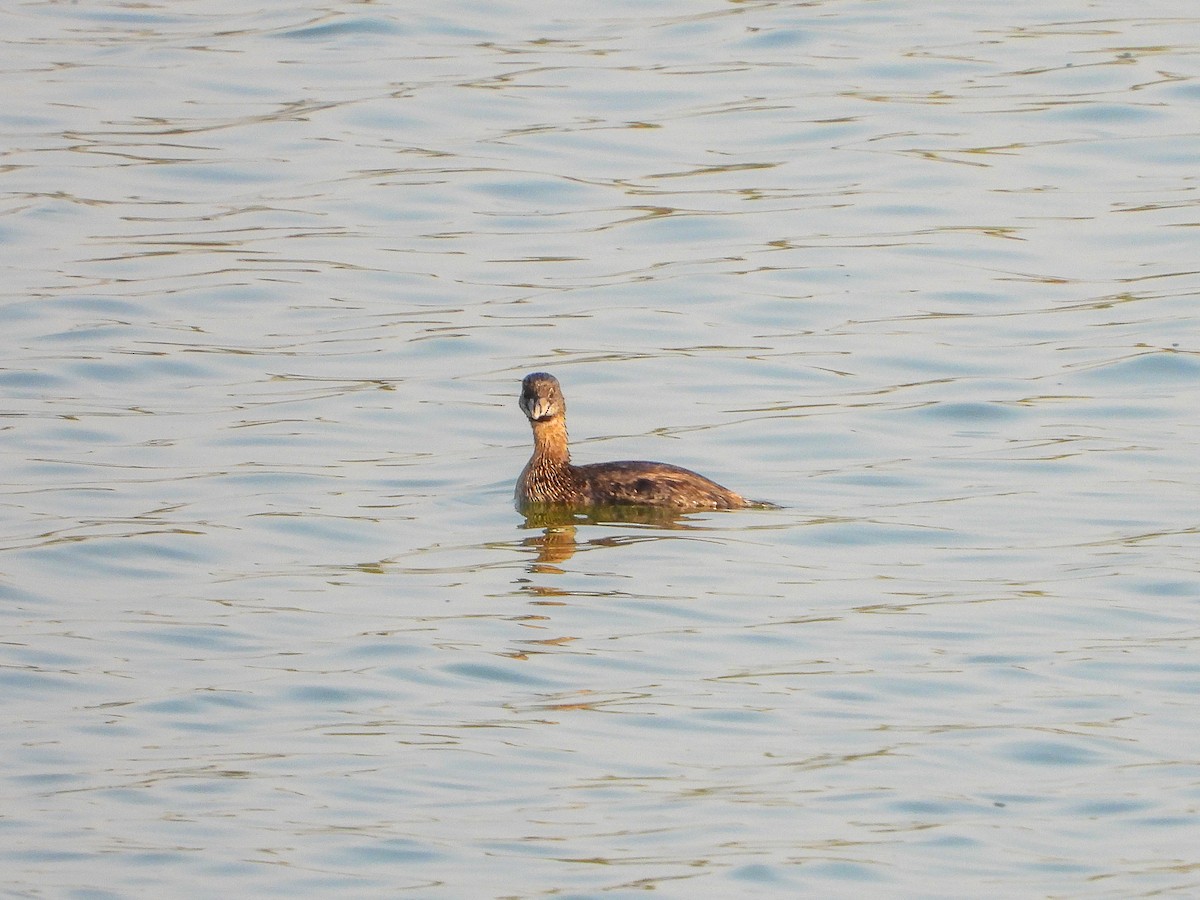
left=520, top=372, right=565, bottom=422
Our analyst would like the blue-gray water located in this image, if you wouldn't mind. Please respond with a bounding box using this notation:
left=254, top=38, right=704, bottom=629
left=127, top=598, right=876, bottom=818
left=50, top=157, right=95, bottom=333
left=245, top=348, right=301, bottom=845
left=3, top=1, right=1199, bottom=896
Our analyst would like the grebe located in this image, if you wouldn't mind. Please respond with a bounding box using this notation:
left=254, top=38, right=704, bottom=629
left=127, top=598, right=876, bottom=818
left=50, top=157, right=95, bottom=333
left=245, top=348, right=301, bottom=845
left=515, top=372, right=758, bottom=511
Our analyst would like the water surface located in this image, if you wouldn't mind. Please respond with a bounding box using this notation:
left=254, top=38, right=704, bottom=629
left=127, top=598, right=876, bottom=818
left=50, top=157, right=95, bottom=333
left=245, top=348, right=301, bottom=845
left=3, top=1, right=1199, bottom=896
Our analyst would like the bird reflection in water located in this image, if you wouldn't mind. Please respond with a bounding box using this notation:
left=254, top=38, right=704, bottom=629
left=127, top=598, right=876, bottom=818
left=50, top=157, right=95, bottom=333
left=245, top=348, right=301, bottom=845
left=518, top=502, right=711, bottom=569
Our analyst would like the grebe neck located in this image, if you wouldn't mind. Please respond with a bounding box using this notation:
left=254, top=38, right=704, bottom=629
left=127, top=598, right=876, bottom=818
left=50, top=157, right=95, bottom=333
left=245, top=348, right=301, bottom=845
left=531, top=415, right=570, bottom=467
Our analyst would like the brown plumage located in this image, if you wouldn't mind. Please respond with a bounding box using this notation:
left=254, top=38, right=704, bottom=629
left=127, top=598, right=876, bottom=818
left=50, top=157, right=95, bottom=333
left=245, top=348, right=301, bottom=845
left=515, top=372, right=757, bottom=511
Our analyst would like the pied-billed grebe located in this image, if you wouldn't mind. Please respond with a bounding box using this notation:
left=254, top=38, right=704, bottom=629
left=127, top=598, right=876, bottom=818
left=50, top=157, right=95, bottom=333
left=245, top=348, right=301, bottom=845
left=516, top=372, right=759, bottom=511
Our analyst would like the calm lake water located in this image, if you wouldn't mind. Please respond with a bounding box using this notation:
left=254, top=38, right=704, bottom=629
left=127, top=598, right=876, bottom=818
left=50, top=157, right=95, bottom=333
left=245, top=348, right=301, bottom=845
left=3, top=0, right=1199, bottom=896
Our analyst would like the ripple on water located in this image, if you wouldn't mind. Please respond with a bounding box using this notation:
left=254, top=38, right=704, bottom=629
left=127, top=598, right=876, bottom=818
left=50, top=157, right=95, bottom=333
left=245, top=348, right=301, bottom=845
left=1072, top=349, right=1200, bottom=385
